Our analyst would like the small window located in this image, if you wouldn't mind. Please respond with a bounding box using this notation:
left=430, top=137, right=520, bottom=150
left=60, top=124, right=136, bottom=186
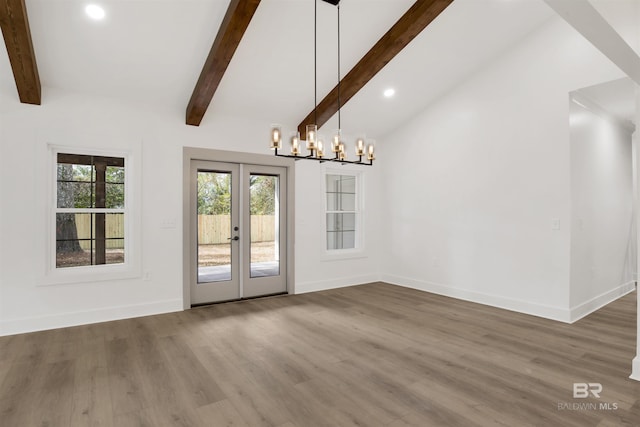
left=326, top=173, right=359, bottom=250
left=55, top=153, right=125, bottom=268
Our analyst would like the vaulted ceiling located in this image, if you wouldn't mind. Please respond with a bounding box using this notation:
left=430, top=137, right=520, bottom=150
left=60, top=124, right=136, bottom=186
left=0, top=0, right=555, bottom=139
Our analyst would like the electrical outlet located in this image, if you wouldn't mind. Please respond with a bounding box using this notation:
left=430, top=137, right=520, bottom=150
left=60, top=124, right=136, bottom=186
left=160, top=218, right=176, bottom=229
left=143, top=271, right=152, bottom=281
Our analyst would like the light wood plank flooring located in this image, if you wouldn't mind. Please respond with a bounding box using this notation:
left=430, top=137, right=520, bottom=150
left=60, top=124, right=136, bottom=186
left=0, top=282, right=638, bottom=426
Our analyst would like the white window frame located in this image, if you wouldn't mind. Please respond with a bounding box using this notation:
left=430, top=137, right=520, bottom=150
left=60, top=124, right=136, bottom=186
left=43, top=143, right=141, bottom=285
left=322, top=166, right=366, bottom=260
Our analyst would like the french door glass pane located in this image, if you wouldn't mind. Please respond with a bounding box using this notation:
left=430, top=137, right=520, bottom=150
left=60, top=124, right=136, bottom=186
left=250, top=174, right=280, bottom=278
left=197, top=171, right=232, bottom=283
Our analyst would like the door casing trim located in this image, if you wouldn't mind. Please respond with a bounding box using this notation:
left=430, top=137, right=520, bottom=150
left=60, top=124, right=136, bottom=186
left=182, top=147, right=296, bottom=309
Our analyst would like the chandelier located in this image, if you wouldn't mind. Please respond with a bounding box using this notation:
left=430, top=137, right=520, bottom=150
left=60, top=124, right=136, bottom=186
left=270, top=0, right=375, bottom=166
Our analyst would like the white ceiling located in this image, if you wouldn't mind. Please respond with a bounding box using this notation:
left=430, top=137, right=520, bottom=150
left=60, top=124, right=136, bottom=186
left=0, top=0, right=555, bottom=138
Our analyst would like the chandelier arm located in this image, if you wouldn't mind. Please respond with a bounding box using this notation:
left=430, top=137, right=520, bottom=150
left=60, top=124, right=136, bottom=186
left=273, top=150, right=372, bottom=166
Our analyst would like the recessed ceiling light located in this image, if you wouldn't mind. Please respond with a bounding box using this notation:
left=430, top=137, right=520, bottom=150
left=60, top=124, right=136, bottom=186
left=383, top=88, right=396, bottom=98
left=85, top=4, right=105, bottom=20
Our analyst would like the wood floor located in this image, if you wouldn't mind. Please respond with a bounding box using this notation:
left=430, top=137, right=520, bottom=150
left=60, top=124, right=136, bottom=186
left=0, top=282, right=638, bottom=427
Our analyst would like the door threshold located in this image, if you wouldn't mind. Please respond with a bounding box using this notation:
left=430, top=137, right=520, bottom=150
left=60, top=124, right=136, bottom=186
left=191, top=292, right=288, bottom=308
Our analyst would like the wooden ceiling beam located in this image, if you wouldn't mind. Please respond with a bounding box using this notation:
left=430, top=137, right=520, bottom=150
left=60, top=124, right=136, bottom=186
left=186, top=0, right=261, bottom=126
left=0, top=0, right=41, bottom=105
left=297, top=0, right=453, bottom=137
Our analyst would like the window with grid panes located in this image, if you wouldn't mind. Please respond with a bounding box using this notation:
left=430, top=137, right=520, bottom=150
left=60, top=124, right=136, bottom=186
left=325, top=174, right=359, bottom=250
left=55, top=153, right=125, bottom=268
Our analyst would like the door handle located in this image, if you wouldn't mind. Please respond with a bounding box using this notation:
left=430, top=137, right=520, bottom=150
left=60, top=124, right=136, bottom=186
left=227, top=236, right=239, bottom=241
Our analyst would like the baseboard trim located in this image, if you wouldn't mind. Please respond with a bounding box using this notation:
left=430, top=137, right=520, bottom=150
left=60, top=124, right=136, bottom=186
left=381, top=274, right=571, bottom=322
left=0, top=298, right=183, bottom=337
left=295, top=274, right=381, bottom=294
left=631, top=356, right=640, bottom=381
left=569, top=281, right=637, bottom=323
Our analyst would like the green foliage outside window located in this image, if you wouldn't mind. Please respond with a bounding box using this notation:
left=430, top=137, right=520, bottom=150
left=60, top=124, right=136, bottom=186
left=197, top=173, right=275, bottom=215
left=57, top=164, right=124, bottom=209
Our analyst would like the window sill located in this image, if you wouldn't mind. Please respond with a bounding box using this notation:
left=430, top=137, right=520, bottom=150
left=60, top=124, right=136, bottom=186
left=39, top=263, right=141, bottom=286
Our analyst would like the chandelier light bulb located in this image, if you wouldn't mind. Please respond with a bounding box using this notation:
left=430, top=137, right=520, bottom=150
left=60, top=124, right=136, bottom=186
left=332, top=133, right=341, bottom=153
left=270, top=125, right=282, bottom=149
left=355, top=138, right=365, bottom=156
left=338, top=142, right=346, bottom=161
left=367, top=141, right=376, bottom=161
left=291, top=134, right=300, bottom=156
left=306, top=124, right=318, bottom=150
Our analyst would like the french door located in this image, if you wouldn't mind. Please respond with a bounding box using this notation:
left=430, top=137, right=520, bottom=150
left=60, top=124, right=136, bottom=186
left=190, top=160, right=287, bottom=305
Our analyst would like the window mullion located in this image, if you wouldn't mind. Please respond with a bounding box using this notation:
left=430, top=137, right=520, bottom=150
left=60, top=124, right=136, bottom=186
left=95, top=161, right=107, bottom=265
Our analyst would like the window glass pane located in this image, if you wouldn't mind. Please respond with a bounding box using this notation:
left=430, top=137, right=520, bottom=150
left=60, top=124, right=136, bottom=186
left=57, top=164, right=94, bottom=182
left=197, top=171, right=232, bottom=283
left=106, top=166, right=125, bottom=208
left=326, top=213, right=355, bottom=232
left=326, top=174, right=341, bottom=190
left=327, top=232, right=336, bottom=250
left=339, top=193, right=356, bottom=211
left=326, top=175, right=355, bottom=193
left=327, top=231, right=356, bottom=250
left=56, top=213, right=124, bottom=268
left=340, top=176, right=356, bottom=193
left=327, top=213, right=339, bottom=232
left=106, top=166, right=125, bottom=183
left=342, top=213, right=355, bottom=230
left=326, top=193, right=339, bottom=211
left=326, top=193, right=355, bottom=211
left=104, top=213, right=125, bottom=265
left=57, top=155, right=124, bottom=210
left=250, top=174, right=280, bottom=278
left=326, top=174, right=356, bottom=212
left=106, top=183, right=125, bottom=209
left=342, top=231, right=355, bottom=248
left=57, top=181, right=93, bottom=208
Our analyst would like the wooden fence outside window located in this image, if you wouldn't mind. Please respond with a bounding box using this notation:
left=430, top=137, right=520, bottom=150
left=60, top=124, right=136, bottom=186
left=73, top=214, right=276, bottom=249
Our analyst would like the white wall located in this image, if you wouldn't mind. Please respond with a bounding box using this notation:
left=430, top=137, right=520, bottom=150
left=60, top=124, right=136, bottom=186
left=569, top=97, right=635, bottom=321
left=0, top=88, right=382, bottom=336
left=636, top=1, right=640, bottom=383
left=632, top=84, right=640, bottom=382
left=294, top=159, right=382, bottom=294
left=379, top=16, right=624, bottom=322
